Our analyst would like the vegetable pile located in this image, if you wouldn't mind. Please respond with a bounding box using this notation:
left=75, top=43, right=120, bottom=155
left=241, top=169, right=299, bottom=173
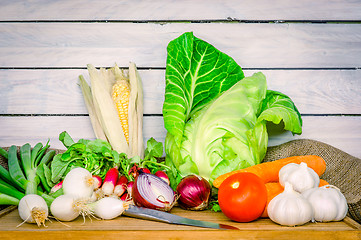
left=0, top=32, right=350, bottom=228
left=0, top=135, right=171, bottom=225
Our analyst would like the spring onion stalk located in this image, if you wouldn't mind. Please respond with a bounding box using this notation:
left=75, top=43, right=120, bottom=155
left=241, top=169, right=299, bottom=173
left=0, top=164, right=15, bottom=186
left=0, top=147, right=8, bottom=159
left=0, top=193, right=20, bottom=205
left=0, top=180, right=25, bottom=200
left=0, top=143, right=56, bottom=207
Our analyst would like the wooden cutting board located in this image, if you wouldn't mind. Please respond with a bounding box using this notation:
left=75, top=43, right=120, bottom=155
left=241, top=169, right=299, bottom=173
left=0, top=205, right=360, bottom=240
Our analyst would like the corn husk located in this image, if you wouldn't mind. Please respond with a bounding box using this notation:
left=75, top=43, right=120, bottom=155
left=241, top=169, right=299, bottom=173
left=78, top=63, right=144, bottom=158
left=78, top=75, right=107, bottom=141
left=129, top=62, right=144, bottom=158
left=87, top=64, right=130, bottom=155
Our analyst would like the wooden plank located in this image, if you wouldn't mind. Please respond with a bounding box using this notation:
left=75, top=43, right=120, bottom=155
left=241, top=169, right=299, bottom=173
left=0, top=116, right=360, bottom=158
left=1, top=230, right=360, bottom=240
left=0, top=23, right=361, bottom=68
left=0, top=208, right=359, bottom=240
left=0, top=207, right=359, bottom=231
left=1, top=0, right=360, bottom=21
left=1, top=69, right=360, bottom=115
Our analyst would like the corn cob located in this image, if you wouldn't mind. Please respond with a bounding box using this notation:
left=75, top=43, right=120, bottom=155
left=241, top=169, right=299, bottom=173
left=111, top=70, right=131, bottom=144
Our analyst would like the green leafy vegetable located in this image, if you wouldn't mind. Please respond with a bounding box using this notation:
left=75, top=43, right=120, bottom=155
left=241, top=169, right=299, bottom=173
left=52, top=132, right=168, bottom=184
left=163, top=32, right=302, bottom=185
left=51, top=131, right=123, bottom=182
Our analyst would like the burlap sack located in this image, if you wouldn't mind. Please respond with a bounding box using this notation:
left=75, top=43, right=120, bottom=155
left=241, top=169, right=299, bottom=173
left=263, top=139, right=361, bottom=223
left=0, top=140, right=360, bottom=223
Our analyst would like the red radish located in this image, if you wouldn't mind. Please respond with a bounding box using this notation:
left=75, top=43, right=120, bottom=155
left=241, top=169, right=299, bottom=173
left=50, top=180, right=63, bottom=193
left=140, top=168, right=151, bottom=174
left=92, top=175, right=102, bottom=189
left=120, top=193, right=130, bottom=201
left=127, top=181, right=134, bottom=198
left=102, top=168, right=119, bottom=195
left=155, top=170, right=170, bottom=185
left=114, top=175, right=128, bottom=197
left=129, top=165, right=139, bottom=178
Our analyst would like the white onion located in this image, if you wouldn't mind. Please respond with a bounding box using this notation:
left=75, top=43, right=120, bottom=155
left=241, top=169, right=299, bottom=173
left=88, top=197, right=127, bottom=220
left=18, top=194, right=49, bottom=226
left=50, top=194, right=83, bottom=221
left=62, top=167, right=94, bottom=200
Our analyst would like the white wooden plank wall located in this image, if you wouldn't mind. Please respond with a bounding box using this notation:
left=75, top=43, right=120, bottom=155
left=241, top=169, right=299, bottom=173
left=0, top=1, right=360, bottom=159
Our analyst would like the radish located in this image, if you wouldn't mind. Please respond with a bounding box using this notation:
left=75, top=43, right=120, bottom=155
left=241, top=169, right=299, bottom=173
left=62, top=167, right=94, bottom=199
left=92, top=175, right=102, bottom=189
left=155, top=170, right=170, bottom=185
left=89, top=188, right=105, bottom=202
left=18, top=194, right=49, bottom=226
left=88, top=197, right=128, bottom=220
left=50, top=180, right=63, bottom=194
left=120, top=193, right=130, bottom=201
left=50, top=194, right=85, bottom=221
left=102, top=168, right=119, bottom=195
left=127, top=181, right=134, bottom=198
left=114, top=175, right=128, bottom=197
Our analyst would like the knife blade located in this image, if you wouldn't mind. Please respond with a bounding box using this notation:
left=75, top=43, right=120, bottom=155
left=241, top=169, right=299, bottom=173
left=123, top=205, right=239, bottom=230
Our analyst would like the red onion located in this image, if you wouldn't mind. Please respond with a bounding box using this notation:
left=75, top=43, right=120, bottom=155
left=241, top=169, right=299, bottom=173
left=132, top=172, right=176, bottom=211
left=176, top=175, right=211, bottom=210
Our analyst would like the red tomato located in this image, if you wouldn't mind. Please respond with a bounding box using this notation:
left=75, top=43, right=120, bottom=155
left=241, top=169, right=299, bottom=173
left=218, top=172, right=267, bottom=222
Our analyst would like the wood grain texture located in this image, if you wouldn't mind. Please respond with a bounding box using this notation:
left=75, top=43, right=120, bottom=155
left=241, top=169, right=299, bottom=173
left=0, top=208, right=359, bottom=240
left=1, top=69, right=360, bottom=115
left=0, top=115, right=360, bottom=158
left=1, top=230, right=360, bottom=240
left=1, top=0, right=361, bottom=21
left=0, top=23, right=361, bottom=68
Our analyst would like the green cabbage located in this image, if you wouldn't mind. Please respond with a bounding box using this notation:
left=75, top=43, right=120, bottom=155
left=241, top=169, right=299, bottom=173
left=163, top=32, right=302, bottom=185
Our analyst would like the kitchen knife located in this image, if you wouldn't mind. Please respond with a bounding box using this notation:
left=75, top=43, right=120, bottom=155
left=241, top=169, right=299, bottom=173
left=123, top=205, right=239, bottom=230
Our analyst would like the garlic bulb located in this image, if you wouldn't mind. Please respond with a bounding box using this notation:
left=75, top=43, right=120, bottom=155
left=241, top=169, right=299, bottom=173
left=279, top=162, right=320, bottom=193
left=267, top=182, right=313, bottom=226
left=302, top=185, right=348, bottom=222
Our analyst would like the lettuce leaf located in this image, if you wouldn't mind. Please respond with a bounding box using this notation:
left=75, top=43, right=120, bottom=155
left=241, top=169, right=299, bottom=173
left=163, top=32, right=302, bottom=184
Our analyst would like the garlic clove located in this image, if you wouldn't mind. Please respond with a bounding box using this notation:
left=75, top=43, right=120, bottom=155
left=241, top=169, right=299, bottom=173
left=268, top=182, right=313, bottom=226
left=302, top=185, right=348, bottom=222
left=279, top=162, right=320, bottom=193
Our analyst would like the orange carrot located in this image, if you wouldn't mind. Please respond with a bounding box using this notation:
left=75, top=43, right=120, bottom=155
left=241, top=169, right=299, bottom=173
left=213, top=155, right=326, bottom=188
left=319, top=179, right=329, bottom=187
left=261, top=182, right=283, bottom=218
left=261, top=179, right=330, bottom=218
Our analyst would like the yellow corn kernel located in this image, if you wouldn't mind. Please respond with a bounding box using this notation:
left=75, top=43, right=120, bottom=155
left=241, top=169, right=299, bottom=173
left=112, top=78, right=130, bottom=143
